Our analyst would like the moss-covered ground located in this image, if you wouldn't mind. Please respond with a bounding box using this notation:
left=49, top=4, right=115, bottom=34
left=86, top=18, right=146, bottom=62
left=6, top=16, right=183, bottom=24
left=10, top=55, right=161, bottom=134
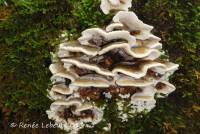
left=0, top=0, right=200, bottom=133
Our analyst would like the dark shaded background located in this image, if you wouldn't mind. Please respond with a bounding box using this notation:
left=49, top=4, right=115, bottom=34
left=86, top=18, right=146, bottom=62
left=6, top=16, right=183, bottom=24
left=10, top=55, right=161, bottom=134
left=0, top=0, right=200, bottom=134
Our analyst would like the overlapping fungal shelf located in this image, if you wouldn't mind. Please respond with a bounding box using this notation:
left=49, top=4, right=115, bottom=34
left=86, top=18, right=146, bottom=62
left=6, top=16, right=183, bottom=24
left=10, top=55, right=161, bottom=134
left=46, top=10, right=178, bottom=133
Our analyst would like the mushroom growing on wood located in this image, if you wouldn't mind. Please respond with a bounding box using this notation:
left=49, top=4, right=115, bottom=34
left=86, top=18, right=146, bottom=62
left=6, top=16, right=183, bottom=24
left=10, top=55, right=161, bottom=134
left=47, top=7, right=179, bottom=133
left=46, top=99, right=103, bottom=133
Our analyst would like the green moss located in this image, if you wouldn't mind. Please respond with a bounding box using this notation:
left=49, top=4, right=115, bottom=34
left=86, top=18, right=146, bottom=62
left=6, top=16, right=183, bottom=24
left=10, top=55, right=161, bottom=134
left=0, top=0, right=200, bottom=133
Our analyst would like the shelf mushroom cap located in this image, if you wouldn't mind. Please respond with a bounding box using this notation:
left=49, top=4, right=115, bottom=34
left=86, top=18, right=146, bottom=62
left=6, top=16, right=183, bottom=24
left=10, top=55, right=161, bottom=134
left=106, top=23, right=124, bottom=32
left=78, top=28, right=136, bottom=47
left=100, top=0, right=132, bottom=14
left=49, top=62, right=65, bottom=74
left=113, top=11, right=153, bottom=32
left=112, top=61, right=165, bottom=78
left=70, top=74, right=111, bottom=88
left=155, top=81, right=176, bottom=97
left=112, top=11, right=161, bottom=40
left=46, top=99, right=103, bottom=133
left=48, top=84, right=74, bottom=100
left=60, top=41, right=99, bottom=56
left=99, top=42, right=161, bottom=60
left=116, top=76, right=154, bottom=87
left=61, top=58, right=114, bottom=77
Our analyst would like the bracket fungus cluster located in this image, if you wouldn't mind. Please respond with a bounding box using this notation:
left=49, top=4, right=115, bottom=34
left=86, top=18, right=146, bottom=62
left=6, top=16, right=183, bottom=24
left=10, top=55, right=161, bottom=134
left=46, top=1, right=178, bottom=133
